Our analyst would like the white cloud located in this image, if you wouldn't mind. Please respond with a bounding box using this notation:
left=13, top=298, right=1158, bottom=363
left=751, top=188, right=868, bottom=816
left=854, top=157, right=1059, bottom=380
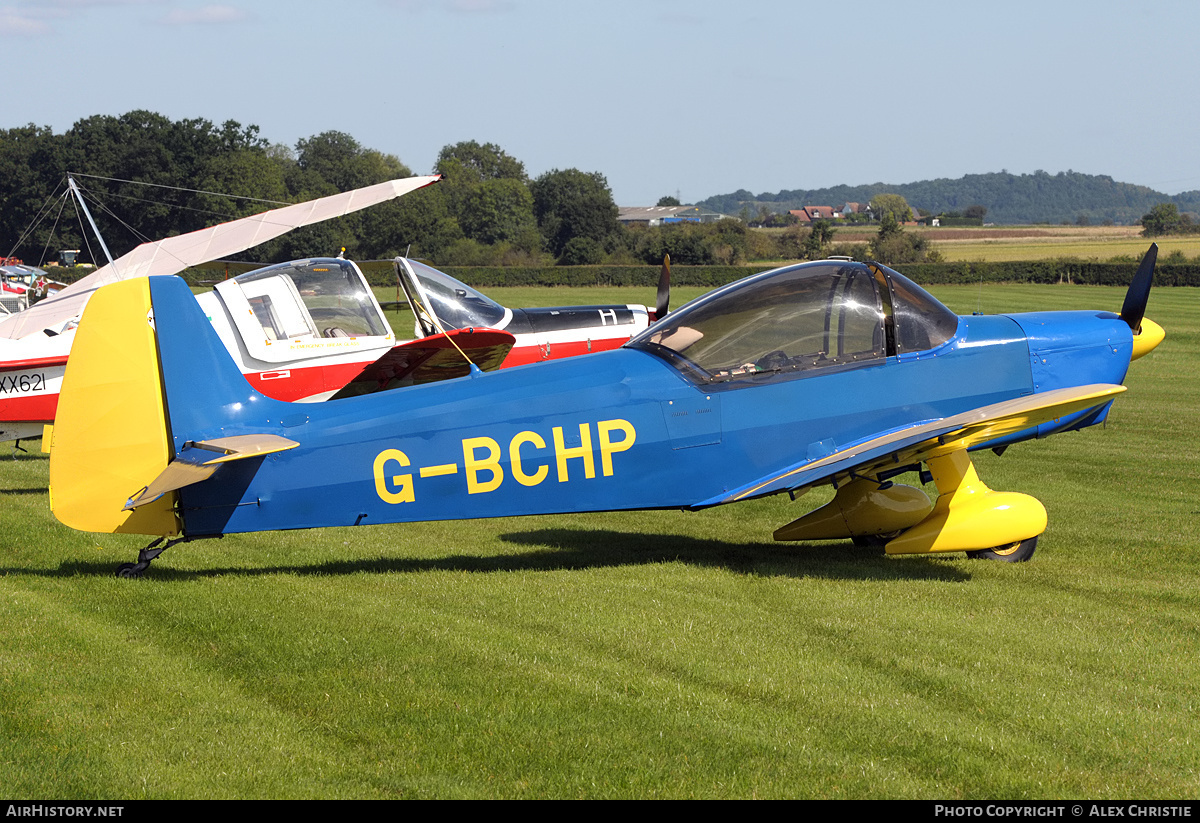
left=447, top=0, right=515, bottom=11
left=0, top=8, right=52, bottom=35
left=159, top=4, right=247, bottom=25
left=0, top=0, right=155, bottom=37
left=382, top=0, right=515, bottom=13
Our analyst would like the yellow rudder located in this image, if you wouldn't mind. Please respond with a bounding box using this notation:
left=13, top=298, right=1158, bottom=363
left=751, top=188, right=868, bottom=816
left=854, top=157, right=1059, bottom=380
left=49, top=278, right=181, bottom=536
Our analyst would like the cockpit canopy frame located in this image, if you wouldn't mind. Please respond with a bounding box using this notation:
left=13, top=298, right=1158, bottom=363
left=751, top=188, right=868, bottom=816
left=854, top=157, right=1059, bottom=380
left=628, top=259, right=958, bottom=386
left=215, top=258, right=391, bottom=364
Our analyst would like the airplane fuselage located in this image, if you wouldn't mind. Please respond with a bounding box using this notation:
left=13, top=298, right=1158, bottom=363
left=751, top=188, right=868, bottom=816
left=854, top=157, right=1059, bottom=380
left=162, top=269, right=1133, bottom=537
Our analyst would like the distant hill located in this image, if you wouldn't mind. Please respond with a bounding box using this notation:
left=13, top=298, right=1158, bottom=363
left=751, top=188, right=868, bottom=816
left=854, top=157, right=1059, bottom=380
left=696, top=170, right=1200, bottom=225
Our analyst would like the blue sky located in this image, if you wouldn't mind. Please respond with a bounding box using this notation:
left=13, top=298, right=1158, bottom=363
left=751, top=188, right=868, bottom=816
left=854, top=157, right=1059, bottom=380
left=4, top=0, right=1199, bottom=205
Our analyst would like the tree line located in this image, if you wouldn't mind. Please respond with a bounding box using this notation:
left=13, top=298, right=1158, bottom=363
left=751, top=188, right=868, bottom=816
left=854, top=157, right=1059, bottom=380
left=701, top=170, right=1200, bottom=227
left=0, top=112, right=612, bottom=266
left=1, top=111, right=956, bottom=270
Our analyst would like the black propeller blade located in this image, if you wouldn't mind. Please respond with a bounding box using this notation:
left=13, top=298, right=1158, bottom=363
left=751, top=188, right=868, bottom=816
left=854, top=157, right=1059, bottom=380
left=1119, top=243, right=1157, bottom=332
left=655, top=254, right=671, bottom=319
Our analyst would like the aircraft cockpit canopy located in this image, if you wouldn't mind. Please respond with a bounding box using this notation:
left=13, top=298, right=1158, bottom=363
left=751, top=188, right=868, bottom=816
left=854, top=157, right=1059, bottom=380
left=399, top=258, right=509, bottom=333
left=214, top=258, right=390, bottom=363
left=629, top=260, right=958, bottom=384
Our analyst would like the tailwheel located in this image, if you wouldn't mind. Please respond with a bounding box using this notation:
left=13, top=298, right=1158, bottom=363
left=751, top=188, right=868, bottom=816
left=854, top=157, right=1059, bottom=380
left=113, top=536, right=183, bottom=578
left=115, top=562, right=147, bottom=579
left=966, top=536, right=1038, bottom=563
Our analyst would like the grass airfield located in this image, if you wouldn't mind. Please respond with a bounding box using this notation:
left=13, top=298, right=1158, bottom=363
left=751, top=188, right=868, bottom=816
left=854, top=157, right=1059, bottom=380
left=0, top=282, right=1197, bottom=799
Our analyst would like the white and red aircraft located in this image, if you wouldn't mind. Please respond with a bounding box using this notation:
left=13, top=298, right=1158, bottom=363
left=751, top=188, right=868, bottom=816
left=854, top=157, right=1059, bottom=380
left=0, top=176, right=661, bottom=443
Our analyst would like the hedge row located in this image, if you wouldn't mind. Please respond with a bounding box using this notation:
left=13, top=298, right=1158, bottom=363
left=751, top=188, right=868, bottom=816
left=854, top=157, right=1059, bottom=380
left=437, top=261, right=1200, bottom=289
left=170, top=260, right=1200, bottom=290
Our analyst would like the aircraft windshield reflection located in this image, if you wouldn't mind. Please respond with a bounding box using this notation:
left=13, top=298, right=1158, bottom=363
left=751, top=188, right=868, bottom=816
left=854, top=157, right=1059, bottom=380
left=630, top=260, right=958, bottom=383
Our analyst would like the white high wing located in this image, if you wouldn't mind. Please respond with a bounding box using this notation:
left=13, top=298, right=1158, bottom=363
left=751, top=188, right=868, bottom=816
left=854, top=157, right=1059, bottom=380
left=0, top=172, right=656, bottom=445
left=0, top=175, right=440, bottom=341
left=0, top=175, right=441, bottom=442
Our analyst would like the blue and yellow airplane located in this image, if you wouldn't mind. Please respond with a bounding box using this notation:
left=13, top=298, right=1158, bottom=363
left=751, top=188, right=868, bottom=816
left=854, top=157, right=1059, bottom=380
left=47, top=247, right=1164, bottom=577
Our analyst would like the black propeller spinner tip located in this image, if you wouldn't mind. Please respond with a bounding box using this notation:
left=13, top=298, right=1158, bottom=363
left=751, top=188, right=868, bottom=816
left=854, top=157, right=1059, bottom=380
left=1119, top=243, right=1157, bottom=333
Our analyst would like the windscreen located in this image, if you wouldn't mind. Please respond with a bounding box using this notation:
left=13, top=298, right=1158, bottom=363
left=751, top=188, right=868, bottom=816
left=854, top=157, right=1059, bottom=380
left=404, top=259, right=507, bottom=330
left=630, top=262, right=884, bottom=382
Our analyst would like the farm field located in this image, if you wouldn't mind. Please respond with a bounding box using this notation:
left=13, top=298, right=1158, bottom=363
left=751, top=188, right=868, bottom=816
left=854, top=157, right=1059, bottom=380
left=822, top=224, right=1200, bottom=263
left=1, top=280, right=1197, bottom=799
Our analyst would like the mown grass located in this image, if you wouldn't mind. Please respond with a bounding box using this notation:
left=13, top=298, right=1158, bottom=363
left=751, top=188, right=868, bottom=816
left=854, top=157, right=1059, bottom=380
left=1, top=283, right=1197, bottom=798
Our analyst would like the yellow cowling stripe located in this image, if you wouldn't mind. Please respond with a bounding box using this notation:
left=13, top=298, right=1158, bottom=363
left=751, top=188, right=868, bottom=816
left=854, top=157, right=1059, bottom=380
left=49, top=278, right=180, bottom=536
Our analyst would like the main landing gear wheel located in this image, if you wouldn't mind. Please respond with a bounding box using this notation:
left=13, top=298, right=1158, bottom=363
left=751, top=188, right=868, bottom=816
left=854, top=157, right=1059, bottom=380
left=966, top=536, right=1038, bottom=563
left=851, top=531, right=901, bottom=549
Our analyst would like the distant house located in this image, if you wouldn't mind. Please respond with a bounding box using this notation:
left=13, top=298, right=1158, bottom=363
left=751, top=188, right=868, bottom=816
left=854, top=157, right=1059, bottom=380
left=789, top=206, right=839, bottom=223
left=617, top=205, right=730, bottom=226
left=841, top=202, right=873, bottom=219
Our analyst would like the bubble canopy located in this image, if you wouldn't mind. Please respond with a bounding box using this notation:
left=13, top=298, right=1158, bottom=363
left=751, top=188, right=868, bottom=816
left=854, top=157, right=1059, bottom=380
left=628, top=260, right=958, bottom=384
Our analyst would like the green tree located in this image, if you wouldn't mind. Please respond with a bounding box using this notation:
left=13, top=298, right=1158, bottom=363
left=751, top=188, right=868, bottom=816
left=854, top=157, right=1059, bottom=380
left=1141, top=202, right=1182, bottom=236
left=0, top=124, right=62, bottom=259
left=294, top=131, right=409, bottom=196
left=196, top=150, right=288, bottom=216
left=61, top=112, right=186, bottom=250
left=459, top=177, right=538, bottom=246
left=869, top=193, right=912, bottom=223
left=656, top=195, right=681, bottom=207
left=776, top=224, right=811, bottom=260
left=876, top=211, right=902, bottom=241
left=632, top=219, right=749, bottom=265
left=278, top=131, right=412, bottom=259
left=359, top=185, right=464, bottom=261
left=805, top=219, right=834, bottom=258
left=430, top=141, right=534, bottom=251
left=436, top=140, right=526, bottom=183
left=530, top=168, right=619, bottom=258
left=558, top=236, right=604, bottom=265
left=869, top=213, right=936, bottom=264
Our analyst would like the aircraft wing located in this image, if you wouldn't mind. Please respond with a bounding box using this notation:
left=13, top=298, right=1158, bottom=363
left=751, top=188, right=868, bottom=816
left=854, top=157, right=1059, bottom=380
left=691, top=384, right=1126, bottom=509
left=0, top=175, right=441, bottom=340
left=329, top=328, right=515, bottom=399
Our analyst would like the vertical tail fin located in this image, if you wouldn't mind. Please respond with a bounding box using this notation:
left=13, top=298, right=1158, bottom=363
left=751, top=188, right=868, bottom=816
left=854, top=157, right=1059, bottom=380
left=49, top=278, right=181, bottom=536
left=50, top=275, right=277, bottom=536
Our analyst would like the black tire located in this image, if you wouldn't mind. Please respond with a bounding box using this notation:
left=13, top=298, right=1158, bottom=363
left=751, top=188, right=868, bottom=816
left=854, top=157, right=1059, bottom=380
left=116, top=562, right=143, bottom=579
left=966, top=536, right=1038, bottom=563
left=851, top=531, right=900, bottom=549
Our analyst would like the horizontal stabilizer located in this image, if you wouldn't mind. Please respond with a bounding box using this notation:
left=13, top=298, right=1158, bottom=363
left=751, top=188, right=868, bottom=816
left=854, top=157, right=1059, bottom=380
left=692, top=383, right=1127, bottom=508
left=124, top=434, right=298, bottom=510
